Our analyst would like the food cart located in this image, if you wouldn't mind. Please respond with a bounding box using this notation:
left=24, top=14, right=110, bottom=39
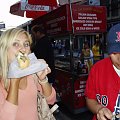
left=30, top=4, right=107, bottom=114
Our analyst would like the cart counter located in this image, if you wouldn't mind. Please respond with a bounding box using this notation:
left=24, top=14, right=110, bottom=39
left=54, top=67, right=88, bottom=114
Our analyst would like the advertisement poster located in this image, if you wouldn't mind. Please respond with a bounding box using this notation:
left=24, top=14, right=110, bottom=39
left=72, top=5, right=107, bottom=33
left=31, top=4, right=107, bottom=35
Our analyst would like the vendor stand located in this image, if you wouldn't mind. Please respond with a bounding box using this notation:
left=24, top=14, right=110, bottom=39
left=30, top=4, right=107, bottom=114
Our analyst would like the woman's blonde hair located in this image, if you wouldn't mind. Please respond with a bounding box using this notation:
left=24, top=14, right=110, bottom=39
left=0, top=27, right=32, bottom=89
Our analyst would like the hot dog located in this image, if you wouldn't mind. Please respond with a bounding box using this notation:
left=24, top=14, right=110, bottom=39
left=16, top=51, right=30, bottom=69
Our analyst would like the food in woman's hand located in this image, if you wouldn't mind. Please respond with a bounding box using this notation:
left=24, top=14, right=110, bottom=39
left=16, top=52, right=30, bottom=69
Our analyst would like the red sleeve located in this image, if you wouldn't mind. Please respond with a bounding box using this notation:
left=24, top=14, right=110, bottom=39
left=85, top=65, right=97, bottom=100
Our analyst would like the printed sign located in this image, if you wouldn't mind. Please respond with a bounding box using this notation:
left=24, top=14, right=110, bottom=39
left=74, top=76, right=88, bottom=108
left=72, top=5, right=107, bottom=33
left=31, top=4, right=107, bottom=35
left=21, top=1, right=50, bottom=11
left=58, top=0, right=87, bottom=5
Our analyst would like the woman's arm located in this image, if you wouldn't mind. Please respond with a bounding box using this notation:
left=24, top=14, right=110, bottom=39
left=6, top=78, right=20, bottom=105
left=37, top=67, right=52, bottom=97
left=36, top=68, right=56, bottom=104
left=36, top=59, right=56, bottom=104
left=38, top=84, right=56, bottom=105
left=37, top=76, right=52, bottom=97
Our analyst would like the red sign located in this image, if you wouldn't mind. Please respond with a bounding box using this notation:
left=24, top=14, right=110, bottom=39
left=74, top=76, right=88, bottom=108
left=26, top=0, right=58, bottom=18
left=31, top=5, right=72, bottom=35
left=31, top=4, right=107, bottom=35
left=58, top=0, right=87, bottom=5
left=72, top=5, right=107, bottom=33
left=10, top=0, right=58, bottom=19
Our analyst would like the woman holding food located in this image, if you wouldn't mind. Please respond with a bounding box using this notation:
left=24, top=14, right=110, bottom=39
left=0, top=28, right=56, bottom=120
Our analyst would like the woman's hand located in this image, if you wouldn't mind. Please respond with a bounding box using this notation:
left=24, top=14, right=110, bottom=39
left=97, top=107, right=113, bottom=120
left=37, top=67, right=51, bottom=81
left=36, top=59, right=51, bottom=81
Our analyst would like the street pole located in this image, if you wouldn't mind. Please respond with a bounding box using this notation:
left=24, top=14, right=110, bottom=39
left=68, top=0, right=74, bottom=34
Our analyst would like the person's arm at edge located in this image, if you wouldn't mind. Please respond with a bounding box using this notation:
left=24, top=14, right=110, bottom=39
left=86, top=97, right=103, bottom=114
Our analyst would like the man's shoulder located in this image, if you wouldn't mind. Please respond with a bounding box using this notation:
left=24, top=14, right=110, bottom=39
left=93, top=57, right=111, bottom=68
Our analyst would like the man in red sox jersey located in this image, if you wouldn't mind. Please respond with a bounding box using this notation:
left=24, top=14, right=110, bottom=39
left=85, top=23, right=120, bottom=120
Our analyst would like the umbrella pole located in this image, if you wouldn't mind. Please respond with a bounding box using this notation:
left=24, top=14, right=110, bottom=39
left=68, top=0, right=74, bottom=34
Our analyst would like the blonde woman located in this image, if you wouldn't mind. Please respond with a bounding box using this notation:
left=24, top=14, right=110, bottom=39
left=0, top=28, right=56, bottom=120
